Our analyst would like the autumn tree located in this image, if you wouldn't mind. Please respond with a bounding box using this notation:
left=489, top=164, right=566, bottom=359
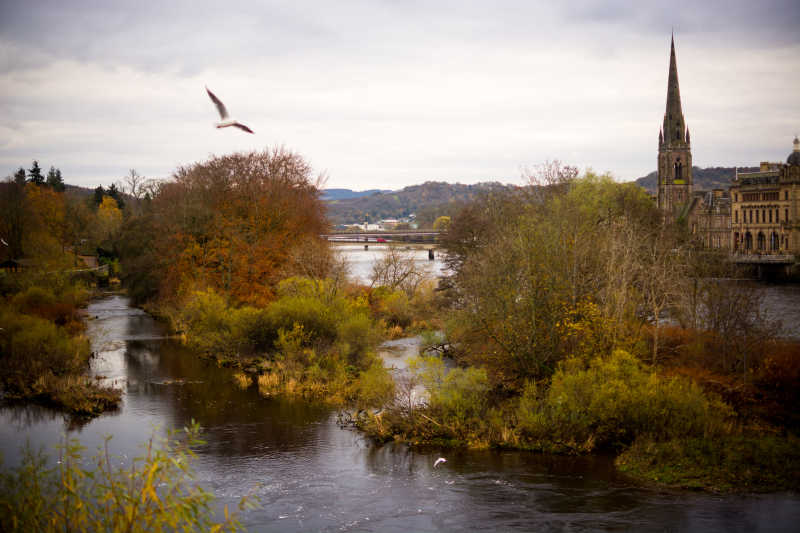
left=0, top=178, right=28, bottom=259
left=118, top=147, right=330, bottom=306
left=442, top=170, right=660, bottom=389
left=432, top=216, right=451, bottom=231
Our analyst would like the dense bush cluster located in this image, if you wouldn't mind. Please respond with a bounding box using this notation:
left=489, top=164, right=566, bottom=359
left=174, top=277, right=393, bottom=405
left=0, top=281, right=120, bottom=415
left=516, top=350, right=732, bottom=452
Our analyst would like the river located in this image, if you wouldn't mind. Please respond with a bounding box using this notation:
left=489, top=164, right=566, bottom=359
left=2, top=249, right=800, bottom=531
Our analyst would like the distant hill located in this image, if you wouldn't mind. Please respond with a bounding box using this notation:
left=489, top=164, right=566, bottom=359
left=634, top=166, right=758, bottom=193
left=324, top=181, right=516, bottom=226
left=321, top=188, right=392, bottom=201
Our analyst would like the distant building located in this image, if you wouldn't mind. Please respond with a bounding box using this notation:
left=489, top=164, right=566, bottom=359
left=692, top=189, right=732, bottom=249
left=730, top=137, right=800, bottom=254
left=657, top=35, right=693, bottom=218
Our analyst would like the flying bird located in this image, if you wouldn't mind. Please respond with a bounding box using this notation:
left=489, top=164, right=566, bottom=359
left=206, top=86, right=254, bottom=134
left=434, top=457, right=447, bottom=468
left=1, top=238, right=8, bottom=246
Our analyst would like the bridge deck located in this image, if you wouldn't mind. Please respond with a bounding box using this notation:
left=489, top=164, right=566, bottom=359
left=730, top=254, right=796, bottom=264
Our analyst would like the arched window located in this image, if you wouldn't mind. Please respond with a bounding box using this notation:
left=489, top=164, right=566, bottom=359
left=745, top=232, right=752, bottom=250
left=734, top=232, right=740, bottom=251
left=770, top=232, right=779, bottom=251
left=757, top=232, right=766, bottom=251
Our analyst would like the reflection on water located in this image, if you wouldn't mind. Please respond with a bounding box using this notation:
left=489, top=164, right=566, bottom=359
left=754, top=282, right=800, bottom=339
left=2, top=294, right=800, bottom=532
left=334, top=243, right=446, bottom=285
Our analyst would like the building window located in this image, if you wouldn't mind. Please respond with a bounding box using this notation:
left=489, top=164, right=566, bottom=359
left=769, top=210, right=772, bottom=223
left=735, top=193, right=738, bottom=202
left=787, top=209, right=790, bottom=222
left=757, top=232, right=765, bottom=250
left=771, top=232, right=779, bottom=251
left=735, top=210, right=738, bottom=223
left=756, top=210, right=759, bottom=223
left=786, top=190, right=789, bottom=201
left=745, top=232, right=753, bottom=250
left=776, top=208, right=779, bottom=223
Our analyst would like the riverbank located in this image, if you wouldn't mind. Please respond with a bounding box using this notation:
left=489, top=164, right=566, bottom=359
left=4, top=293, right=800, bottom=531
left=0, top=281, right=122, bottom=418
left=350, top=342, right=800, bottom=493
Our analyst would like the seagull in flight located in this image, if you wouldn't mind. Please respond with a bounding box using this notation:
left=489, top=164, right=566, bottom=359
left=206, top=86, right=254, bottom=134
left=434, top=457, right=447, bottom=468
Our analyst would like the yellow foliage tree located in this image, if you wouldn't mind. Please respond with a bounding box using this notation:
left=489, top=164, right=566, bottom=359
left=96, top=196, right=122, bottom=242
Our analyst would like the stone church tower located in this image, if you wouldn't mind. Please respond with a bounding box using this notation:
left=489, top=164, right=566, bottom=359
left=657, top=34, right=692, bottom=215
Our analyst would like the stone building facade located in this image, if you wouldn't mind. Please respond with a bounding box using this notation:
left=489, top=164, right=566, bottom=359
left=729, top=138, right=800, bottom=255
left=691, top=189, right=732, bottom=249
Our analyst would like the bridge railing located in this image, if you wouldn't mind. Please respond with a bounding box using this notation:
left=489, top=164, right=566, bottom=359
left=730, top=253, right=796, bottom=264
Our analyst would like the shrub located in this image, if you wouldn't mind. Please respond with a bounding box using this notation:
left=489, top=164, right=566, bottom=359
left=336, top=312, right=381, bottom=368
left=181, top=289, right=235, bottom=355
left=410, top=354, right=490, bottom=437
left=616, top=434, right=800, bottom=491
left=354, top=363, right=395, bottom=410
left=267, top=295, right=339, bottom=344
left=10, top=282, right=89, bottom=324
left=0, top=310, right=90, bottom=390
left=516, top=350, right=732, bottom=451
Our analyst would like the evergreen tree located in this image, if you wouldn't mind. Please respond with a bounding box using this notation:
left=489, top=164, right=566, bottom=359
left=27, top=160, right=44, bottom=185
left=13, top=167, right=26, bottom=186
left=107, top=183, right=125, bottom=210
left=55, top=169, right=65, bottom=192
left=93, top=186, right=105, bottom=206
left=46, top=166, right=66, bottom=192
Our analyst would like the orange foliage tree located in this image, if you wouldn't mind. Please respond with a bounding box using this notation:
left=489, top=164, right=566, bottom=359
left=119, top=148, right=330, bottom=306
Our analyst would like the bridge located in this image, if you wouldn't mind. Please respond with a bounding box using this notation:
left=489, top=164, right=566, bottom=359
left=730, top=253, right=796, bottom=265
left=322, top=230, right=441, bottom=244
left=729, top=253, right=798, bottom=281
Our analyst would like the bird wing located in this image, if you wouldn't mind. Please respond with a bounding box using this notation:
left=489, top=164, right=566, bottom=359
left=232, top=122, right=254, bottom=134
left=206, top=86, right=229, bottom=119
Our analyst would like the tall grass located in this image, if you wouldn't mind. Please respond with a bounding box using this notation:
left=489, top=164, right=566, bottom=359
left=0, top=422, right=251, bottom=532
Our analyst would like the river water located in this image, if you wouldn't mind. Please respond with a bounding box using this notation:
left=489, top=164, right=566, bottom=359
left=2, top=250, right=800, bottom=531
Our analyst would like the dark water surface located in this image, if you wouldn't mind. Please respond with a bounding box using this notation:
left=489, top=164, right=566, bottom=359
left=2, top=295, right=799, bottom=532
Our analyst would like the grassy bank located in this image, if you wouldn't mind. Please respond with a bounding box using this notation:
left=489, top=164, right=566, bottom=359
left=616, top=434, right=800, bottom=492
left=0, top=279, right=121, bottom=416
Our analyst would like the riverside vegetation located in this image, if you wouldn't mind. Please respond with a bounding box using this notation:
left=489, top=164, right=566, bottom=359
left=0, top=421, right=250, bottom=532
left=3, top=153, right=799, bottom=499
left=0, top=168, right=124, bottom=416
left=355, top=163, right=800, bottom=492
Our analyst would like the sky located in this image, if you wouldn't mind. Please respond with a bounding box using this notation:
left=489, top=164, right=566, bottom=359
left=0, top=1, right=798, bottom=190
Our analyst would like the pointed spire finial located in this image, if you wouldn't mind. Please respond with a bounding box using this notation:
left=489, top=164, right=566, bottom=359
left=663, top=33, right=685, bottom=145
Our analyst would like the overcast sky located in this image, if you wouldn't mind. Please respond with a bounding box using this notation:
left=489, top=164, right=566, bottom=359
left=1, top=1, right=798, bottom=190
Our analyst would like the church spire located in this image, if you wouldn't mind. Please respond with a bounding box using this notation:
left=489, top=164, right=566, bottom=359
left=657, top=33, right=693, bottom=214
left=663, top=34, right=686, bottom=146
